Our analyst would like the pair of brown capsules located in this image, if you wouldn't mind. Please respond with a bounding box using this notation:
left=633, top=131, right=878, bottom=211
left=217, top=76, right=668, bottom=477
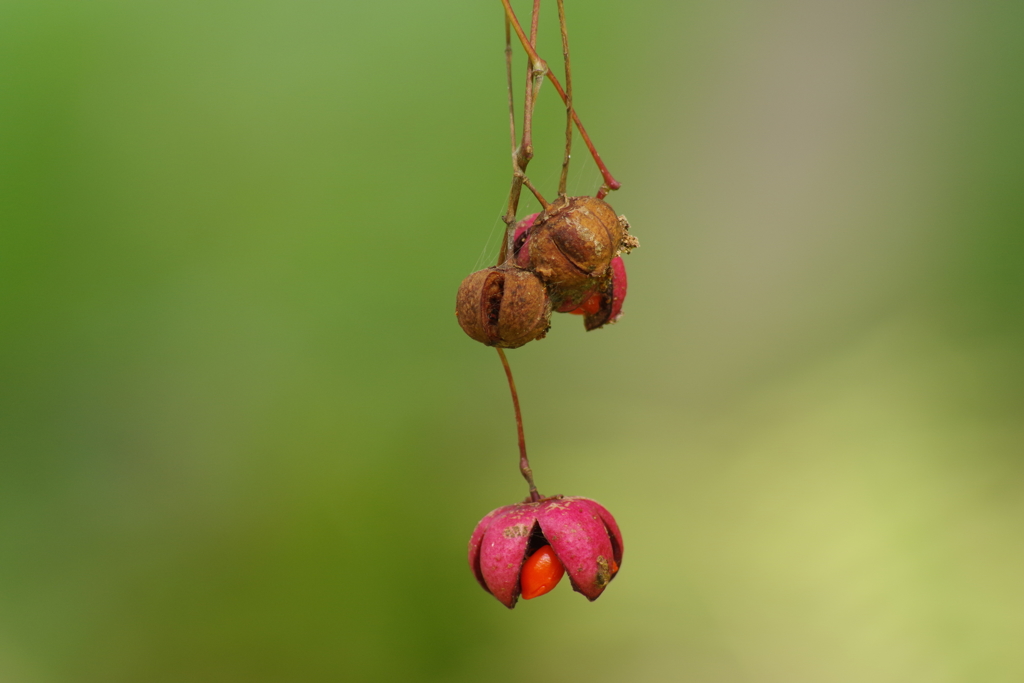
left=456, top=195, right=638, bottom=348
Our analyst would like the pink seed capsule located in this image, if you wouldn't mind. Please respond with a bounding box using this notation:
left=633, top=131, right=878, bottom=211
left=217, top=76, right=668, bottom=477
left=468, top=496, right=623, bottom=609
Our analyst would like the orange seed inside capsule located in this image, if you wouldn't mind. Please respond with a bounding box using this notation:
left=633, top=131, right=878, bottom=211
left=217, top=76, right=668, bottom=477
left=520, top=545, right=565, bottom=600
left=569, top=292, right=603, bottom=316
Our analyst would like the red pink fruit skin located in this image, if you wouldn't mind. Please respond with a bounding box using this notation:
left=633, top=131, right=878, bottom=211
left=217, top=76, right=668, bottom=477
left=512, top=213, right=540, bottom=269
left=468, top=496, right=624, bottom=609
left=568, top=256, right=628, bottom=331
left=609, top=256, right=628, bottom=322
left=468, top=506, right=506, bottom=593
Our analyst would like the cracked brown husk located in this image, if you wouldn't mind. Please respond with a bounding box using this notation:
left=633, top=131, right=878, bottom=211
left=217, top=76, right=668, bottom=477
left=455, top=266, right=551, bottom=348
left=520, top=196, right=632, bottom=311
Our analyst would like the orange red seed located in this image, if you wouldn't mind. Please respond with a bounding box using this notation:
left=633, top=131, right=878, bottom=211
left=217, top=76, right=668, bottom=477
left=520, top=545, right=565, bottom=600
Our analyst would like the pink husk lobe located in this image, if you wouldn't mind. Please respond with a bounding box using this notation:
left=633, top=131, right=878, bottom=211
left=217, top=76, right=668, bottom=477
left=468, top=496, right=623, bottom=608
left=512, top=213, right=540, bottom=269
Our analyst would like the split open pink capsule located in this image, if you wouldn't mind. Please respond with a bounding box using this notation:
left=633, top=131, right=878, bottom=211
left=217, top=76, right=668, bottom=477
left=468, top=496, right=624, bottom=609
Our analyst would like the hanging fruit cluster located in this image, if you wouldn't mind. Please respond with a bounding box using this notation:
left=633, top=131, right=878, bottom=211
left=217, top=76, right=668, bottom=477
left=456, top=195, right=638, bottom=348
left=456, top=0, right=634, bottom=609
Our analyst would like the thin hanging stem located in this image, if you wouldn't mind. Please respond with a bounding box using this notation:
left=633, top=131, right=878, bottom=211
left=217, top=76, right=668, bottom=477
left=505, top=17, right=517, bottom=167
left=528, top=0, right=541, bottom=45
left=497, top=17, right=517, bottom=266
left=500, top=0, right=546, bottom=264
left=523, top=177, right=549, bottom=208
left=500, top=0, right=621, bottom=196
left=556, top=0, right=572, bottom=197
left=496, top=348, right=540, bottom=502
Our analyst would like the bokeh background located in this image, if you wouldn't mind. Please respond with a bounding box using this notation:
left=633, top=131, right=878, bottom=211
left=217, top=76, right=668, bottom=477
left=2, top=1, right=1023, bottom=681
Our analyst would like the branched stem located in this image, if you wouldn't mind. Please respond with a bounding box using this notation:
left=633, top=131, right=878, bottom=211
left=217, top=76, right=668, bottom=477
left=501, top=1, right=544, bottom=251
left=500, top=0, right=621, bottom=196
left=496, top=348, right=540, bottom=502
left=497, top=17, right=518, bottom=266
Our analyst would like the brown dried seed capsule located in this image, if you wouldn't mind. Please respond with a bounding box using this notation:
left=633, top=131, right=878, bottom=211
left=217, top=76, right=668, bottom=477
left=455, top=266, right=551, bottom=348
left=526, top=196, right=626, bottom=308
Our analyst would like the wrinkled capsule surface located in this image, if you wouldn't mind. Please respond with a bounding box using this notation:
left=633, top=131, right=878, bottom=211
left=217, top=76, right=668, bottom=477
left=468, top=496, right=624, bottom=609
left=525, top=196, right=625, bottom=308
left=455, top=266, right=551, bottom=348
left=512, top=200, right=635, bottom=323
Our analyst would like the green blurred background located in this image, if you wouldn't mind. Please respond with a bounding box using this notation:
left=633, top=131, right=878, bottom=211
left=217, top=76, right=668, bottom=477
left=2, top=1, right=1023, bottom=681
